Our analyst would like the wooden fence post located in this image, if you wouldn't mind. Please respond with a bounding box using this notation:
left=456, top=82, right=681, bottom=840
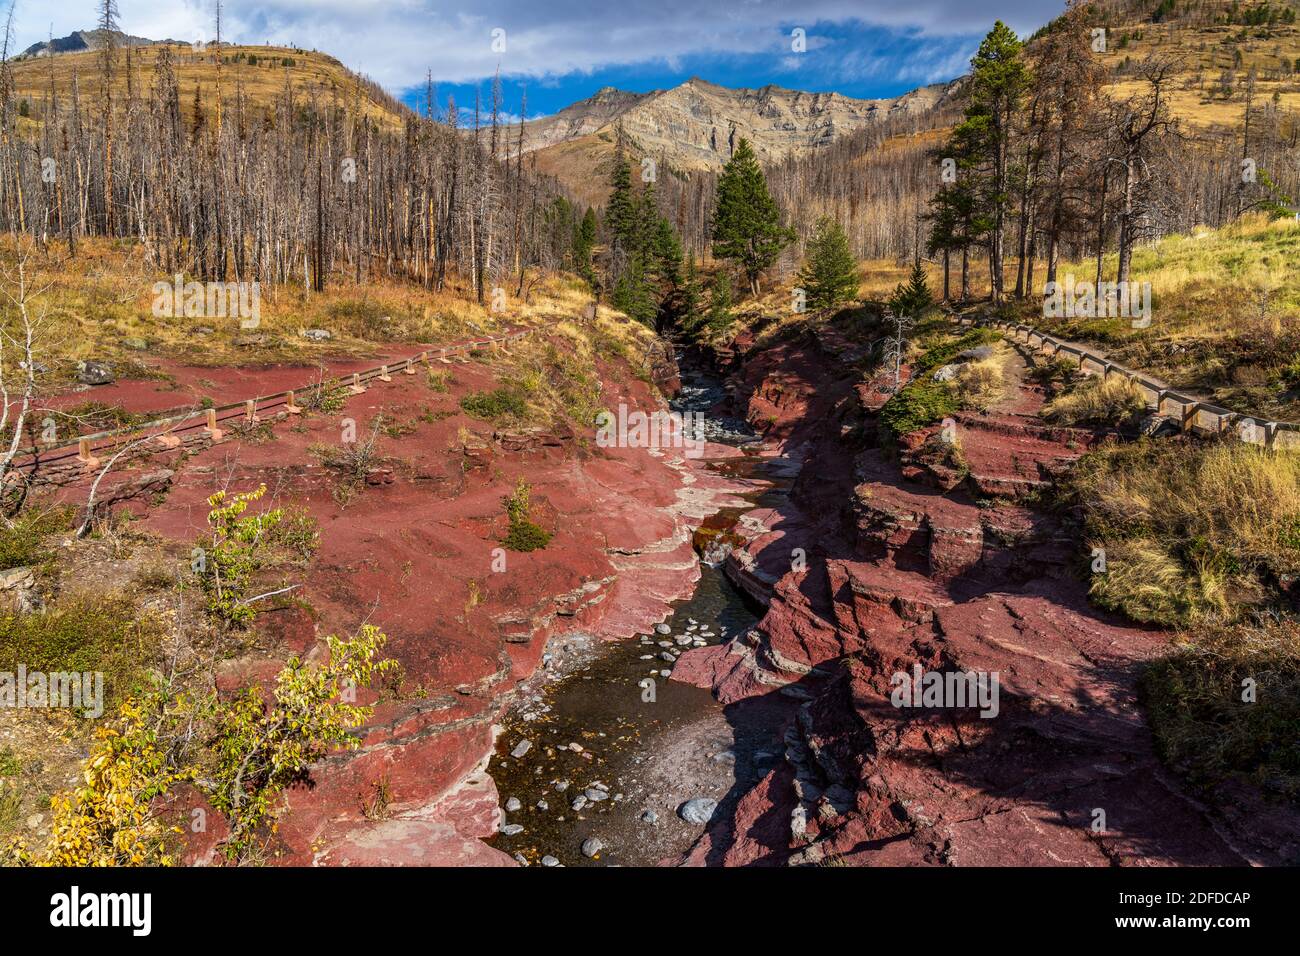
left=77, top=437, right=100, bottom=469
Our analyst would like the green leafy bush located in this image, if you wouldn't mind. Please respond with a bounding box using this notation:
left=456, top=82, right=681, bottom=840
left=0, top=509, right=73, bottom=571
left=459, top=387, right=527, bottom=421
left=879, top=379, right=957, bottom=442
left=502, top=478, right=551, bottom=552
left=197, top=485, right=284, bottom=628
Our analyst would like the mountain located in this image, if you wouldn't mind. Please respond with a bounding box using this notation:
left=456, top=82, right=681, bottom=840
left=18, top=29, right=172, bottom=58
left=522, top=77, right=957, bottom=206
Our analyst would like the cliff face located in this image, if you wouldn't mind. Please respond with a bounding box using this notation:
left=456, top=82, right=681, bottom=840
left=671, top=320, right=1300, bottom=867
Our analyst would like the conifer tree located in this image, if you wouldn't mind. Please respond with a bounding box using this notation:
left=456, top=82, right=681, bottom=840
left=711, top=138, right=795, bottom=296
left=796, top=216, right=859, bottom=310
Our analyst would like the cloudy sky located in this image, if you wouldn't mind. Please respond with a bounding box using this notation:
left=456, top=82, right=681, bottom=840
left=10, top=1, right=1062, bottom=116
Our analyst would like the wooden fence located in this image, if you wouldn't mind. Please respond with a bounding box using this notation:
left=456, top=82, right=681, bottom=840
left=960, top=316, right=1300, bottom=451
left=10, top=328, right=532, bottom=474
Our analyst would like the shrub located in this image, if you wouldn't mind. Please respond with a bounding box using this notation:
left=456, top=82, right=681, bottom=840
left=879, top=379, right=958, bottom=442
left=0, top=508, right=73, bottom=571
left=1042, top=374, right=1147, bottom=426
left=0, top=596, right=157, bottom=711
left=197, top=485, right=284, bottom=628
left=953, top=356, right=1006, bottom=411
left=1066, top=438, right=1300, bottom=625
left=5, top=626, right=397, bottom=866
left=267, top=506, right=320, bottom=561
left=501, top=478, right=551, bottom=552
left=459, top=387, right=527, bottom=421
left=912, top=328, right=1002, bottom=375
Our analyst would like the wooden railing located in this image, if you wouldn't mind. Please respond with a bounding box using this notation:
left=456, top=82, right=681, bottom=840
left=11, top=328, right=531, bottom=472
left=959, top=316, right=1300, bottom=450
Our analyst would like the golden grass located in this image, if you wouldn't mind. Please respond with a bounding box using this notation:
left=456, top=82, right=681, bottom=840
left=1069, top=437, right=1300, bottom=625
left=1026, top=215, right=1300, bottom=419
left=1042, top=373, right=1147, bottom=425
left=1101, top=14, right=1300, bottom=131
left=10, top=43, right=407, bottom=132
left=953, top=351, right=1010, bottom=411
left=0, top=236, right=653, bottom=404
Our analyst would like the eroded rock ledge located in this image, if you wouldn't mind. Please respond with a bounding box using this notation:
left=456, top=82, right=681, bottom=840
left=672, top=322, right=1299, bottom=867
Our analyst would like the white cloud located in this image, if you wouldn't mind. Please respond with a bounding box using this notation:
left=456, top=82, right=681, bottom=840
left=11, top=0, right=1057, bottom=93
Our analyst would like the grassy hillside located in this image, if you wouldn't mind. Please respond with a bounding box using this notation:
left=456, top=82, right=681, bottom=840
left=1023, top=214, right=1300, bottom=420
left=1098, top=0, right=1300, bottom=129
left=8, top=43, right=411, bottom=132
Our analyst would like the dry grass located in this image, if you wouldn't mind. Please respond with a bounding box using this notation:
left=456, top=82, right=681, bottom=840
left=1068, top=437, right=1300, bottom=625
left=1042, top=373, right=1148, bottom=426
left=10, top=43, right=407, bottom=133
left=1026, top=215, right=1300, bottom=419
left=1100, top=11, right=1300, bottom=131
left=952, top=349, right=1011, bottom=411
left=0, top=237, right=640, bottom=381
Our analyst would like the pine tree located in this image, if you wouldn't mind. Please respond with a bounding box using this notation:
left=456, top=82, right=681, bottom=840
left=796, top=217, right=859, bottom=310
left=711, top=138, right=795, bottom=296
left=679, top=255, right=704, bottom=332
left=964, top=21, right=1030, bottom=303
left=706, top=273, right=734, bottom=330
left=606, top=141, right=637, bottom=255
left=888, top=262, right=934, bottom=320
left=573, top=207, right=598, bottom=289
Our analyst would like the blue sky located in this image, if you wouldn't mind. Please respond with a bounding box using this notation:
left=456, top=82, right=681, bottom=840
left=12, top=1, right=1062, bottom=118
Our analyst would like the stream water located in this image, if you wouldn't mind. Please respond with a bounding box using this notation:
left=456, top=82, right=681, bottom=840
left=485, top=353, right=790, bottom=866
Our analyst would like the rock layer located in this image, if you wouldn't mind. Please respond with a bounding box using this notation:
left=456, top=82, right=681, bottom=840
left=672, top=323, right=1298, bottom=867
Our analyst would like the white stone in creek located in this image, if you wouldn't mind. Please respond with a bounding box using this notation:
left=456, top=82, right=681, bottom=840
left=541, top=855, right=560, bottom=867
left=510, top=740, right=532, bottom=758
left=662, top=670, right=672, bottom=679
left=505, top=797, right=521, bottom=812
left=655, top=623, right=671, bottom=635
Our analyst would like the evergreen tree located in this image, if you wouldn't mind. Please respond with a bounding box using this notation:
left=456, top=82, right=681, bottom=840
left=706, top=273, right=734, bottom=330
left=796, top=217, right=859, bottom=310
left=605, top=137, right=638, bottom=254
left=963, top=21, right=1030, bottom=303
left=651, top=216, right=683, bottom=287
left=888, top=262, right=934, bottom=320
left=573, top=207, right=598, bottom=289
left=679, top=255, right=704, bottom=332
left=711, top=138, right=795, bottom=296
